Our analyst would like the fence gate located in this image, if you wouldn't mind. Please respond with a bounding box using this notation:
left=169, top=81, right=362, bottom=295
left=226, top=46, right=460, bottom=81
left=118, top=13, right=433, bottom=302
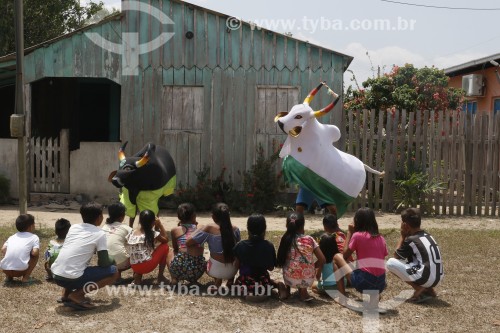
left=29, top=129, right=69, bottom=193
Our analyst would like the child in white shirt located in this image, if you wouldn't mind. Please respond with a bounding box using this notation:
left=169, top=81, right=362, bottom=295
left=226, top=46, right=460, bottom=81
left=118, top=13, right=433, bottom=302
left=0, top=214, right=40, bottom=284
left=51, top=202, right=118, bottom=310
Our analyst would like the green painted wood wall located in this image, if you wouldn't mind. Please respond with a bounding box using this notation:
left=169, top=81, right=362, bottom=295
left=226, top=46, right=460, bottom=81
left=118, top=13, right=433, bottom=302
left=19, top=0, right=351, bottom=189
left=121, top=0, right=349, bottom=188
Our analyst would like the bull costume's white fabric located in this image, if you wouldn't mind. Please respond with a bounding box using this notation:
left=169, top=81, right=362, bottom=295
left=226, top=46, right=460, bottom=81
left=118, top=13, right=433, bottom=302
left=276, top=82, right=368, bottom=218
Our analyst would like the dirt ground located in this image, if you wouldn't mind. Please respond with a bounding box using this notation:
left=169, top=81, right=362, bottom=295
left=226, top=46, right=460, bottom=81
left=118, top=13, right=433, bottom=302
left=1, top=203, right=499, bottom=231
left=1, top=203, right=500, bottom=333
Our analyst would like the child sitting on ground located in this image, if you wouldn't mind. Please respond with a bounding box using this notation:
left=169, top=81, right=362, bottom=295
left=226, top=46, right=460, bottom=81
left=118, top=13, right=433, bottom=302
left=333, top=208, right=388, bottom=305
left=0, top=214, right=40, bottom=284
left=386, top=208, right=443, bottom=303
left=127, top=210, right=169, bottom=286
left=233, top=214, right=286, bottom=301
left=102, top=203, right=133, bottom=281
left=168, top=203, right=206, bottom=284
left=44, top=218, right=71, bottom=281
left=187, top=203, right=241, bottom=289
left=322, top=214, right=353, bottom=262
left=277, top=212, right=326, bottom=302
left=312, top=233, right=343, bottom=295
left=51, top=202, right=119, bottom=310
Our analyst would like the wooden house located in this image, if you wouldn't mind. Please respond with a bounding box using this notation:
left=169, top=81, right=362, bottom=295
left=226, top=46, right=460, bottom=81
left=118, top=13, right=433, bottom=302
left=0, top=0, right=352, bottom=199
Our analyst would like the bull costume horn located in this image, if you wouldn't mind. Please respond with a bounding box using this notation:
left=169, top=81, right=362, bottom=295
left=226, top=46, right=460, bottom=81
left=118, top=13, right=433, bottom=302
left=135, top=144, right=151, bottom=168
left=119, top=141, right=128, bottom=161
left=303, top=82, right=340, bottom=118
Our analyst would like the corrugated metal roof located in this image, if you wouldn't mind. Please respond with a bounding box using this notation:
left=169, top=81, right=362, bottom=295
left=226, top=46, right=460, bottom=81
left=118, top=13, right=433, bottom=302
left=444, top=53, right=500, bottom=76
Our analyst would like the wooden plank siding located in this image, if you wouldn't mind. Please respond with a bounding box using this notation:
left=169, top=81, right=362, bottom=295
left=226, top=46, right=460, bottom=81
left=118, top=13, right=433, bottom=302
left=11, top=0, right=500, bottom=216
left=17, top=0, right=350, bottom=199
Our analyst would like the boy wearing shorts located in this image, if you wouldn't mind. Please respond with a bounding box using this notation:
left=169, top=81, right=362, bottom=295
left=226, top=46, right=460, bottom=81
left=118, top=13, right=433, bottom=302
left=386, top=208, right=444, bottom=303
left=51, top=202, right=119, bottom=310
left=1, top=214, right=40, bottom=284
left=295, top=187, right=337, bottom=216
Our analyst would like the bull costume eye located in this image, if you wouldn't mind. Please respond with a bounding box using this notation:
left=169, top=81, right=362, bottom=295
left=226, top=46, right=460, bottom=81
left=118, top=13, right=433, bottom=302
left=274, top=112, right=289, bottom=123
left=294, top=115, right=303, bottom=120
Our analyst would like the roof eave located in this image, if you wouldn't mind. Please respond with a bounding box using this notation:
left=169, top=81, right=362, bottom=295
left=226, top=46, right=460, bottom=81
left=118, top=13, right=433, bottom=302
left=444, top=52, right=500, bottom=76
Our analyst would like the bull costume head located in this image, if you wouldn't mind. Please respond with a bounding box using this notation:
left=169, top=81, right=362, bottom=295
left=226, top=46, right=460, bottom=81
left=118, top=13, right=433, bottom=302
left=275, top=82, right=339, bottom=137
left=108, top=142, right=176, bottom=218
left=109, top=142, right=151, bottom=188
left=274, top=82, right=383, bottom=218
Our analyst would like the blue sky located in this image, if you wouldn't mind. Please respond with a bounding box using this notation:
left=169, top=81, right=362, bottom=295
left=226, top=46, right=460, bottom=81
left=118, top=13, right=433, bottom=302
left=93, top=0, right=500, bottom=87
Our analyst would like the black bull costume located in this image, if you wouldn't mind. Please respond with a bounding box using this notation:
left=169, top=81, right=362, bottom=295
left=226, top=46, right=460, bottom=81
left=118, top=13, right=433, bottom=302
left=108, top=142, right=176, bottom=218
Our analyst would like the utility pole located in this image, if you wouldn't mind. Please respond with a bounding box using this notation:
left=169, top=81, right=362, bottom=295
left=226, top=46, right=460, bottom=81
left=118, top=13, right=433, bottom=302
left=11, top=0, right=28, bottom=214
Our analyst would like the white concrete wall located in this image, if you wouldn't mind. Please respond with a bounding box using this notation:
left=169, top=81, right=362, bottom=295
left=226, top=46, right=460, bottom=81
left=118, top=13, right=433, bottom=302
left=1, top=140, right=122, bottom=200
left=70, top=142, right=122, bottom=197
left=0, top=139, right=19, bottom=198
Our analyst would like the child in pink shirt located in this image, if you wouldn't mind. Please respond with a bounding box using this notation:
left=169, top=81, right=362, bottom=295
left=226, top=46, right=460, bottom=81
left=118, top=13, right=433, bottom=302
left=334, top=208, right=388, bottom=296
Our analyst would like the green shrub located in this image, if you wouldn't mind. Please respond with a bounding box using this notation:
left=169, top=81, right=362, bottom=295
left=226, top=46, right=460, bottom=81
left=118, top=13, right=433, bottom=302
left=393, top=164, right=445, bottom=215
left=173, top=166, right=232, bottom=211
left=0, top=174, right=10, bottom=204
left=240, top=144, right=280, bottom=214
left=172, top=144, right=280, bottom=213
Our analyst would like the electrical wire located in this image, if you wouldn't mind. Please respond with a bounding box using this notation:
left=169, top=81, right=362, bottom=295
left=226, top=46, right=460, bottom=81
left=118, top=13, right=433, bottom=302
left=380, top=0, right=500, bottom=11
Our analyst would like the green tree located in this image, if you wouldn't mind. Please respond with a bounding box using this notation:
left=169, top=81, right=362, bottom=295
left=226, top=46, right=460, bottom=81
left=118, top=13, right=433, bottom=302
left=0, top=0, right=104, bottom=57
left=344, top=64, right=465, bottom=112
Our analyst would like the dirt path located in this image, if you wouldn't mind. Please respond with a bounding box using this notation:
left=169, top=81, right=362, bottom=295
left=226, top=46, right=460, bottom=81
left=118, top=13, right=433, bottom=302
left=1, top=203, right=499, bottom=231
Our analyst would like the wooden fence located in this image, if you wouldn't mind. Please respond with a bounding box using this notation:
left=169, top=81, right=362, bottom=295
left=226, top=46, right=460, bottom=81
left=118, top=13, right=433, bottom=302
left=29, top=129, right=69, bottom=193
left=345, top=109, right=500, bottom=216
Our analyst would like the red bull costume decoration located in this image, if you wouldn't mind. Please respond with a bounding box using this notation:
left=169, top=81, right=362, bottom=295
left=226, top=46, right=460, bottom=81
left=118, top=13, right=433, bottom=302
left=275, top=82, right=384, bottom=218
left=108, top=142, right=176, bottom=218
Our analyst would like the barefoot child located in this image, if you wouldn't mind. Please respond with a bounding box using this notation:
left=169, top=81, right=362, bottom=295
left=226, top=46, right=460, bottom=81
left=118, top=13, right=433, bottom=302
left=277, top=212, right=325, bottom=302
left=51, top=202, right=119, bottom=310
left=386, top=208, right=443, bottom=303
left=1, top=214, right=40, bottom=284
left=44, top=218, right=71, bottom=281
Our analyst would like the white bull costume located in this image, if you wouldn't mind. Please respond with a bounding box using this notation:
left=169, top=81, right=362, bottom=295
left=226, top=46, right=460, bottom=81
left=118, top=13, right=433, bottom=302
left=275, top=82, right=383, bottom=218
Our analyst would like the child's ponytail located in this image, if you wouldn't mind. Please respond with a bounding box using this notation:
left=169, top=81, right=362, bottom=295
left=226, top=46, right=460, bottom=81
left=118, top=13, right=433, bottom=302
left=277, top=212, right=305, bottom=267
left=213, top=203, right=236, bottom=262
left=139, top=210, right=156, bottom=249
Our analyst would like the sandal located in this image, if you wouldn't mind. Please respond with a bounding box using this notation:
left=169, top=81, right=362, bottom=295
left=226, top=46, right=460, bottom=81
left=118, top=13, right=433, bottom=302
left=20, top=277, right=36, bottom=286
left=300, top=296, right=315, bottom=303
left=407, top=294, right=433, bottom=304
left=63, top=300, right=96, bottom=311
